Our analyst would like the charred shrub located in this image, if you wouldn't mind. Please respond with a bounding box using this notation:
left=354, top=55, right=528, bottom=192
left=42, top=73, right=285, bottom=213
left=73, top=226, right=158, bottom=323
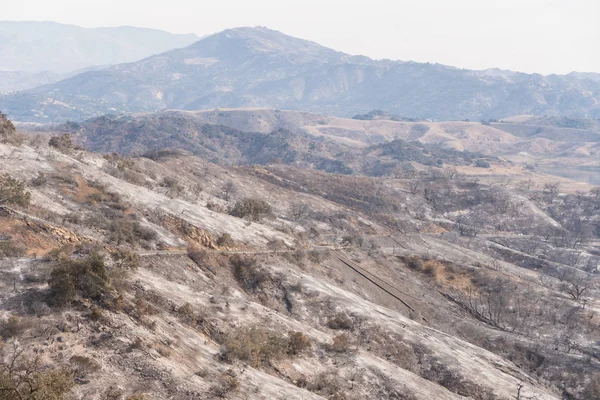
left=0, top=240, right=27, bottom=258
left=216, top=233, right=234, bottom=247
left=0, top=315, right=32, bottom=339
left=327, top=333, right=352, bottom=353
left=287, top=331, right=312, bottom=355
left=230, top=255, right=271, bottom=292
left=326, top=312, right=356, bottom=331
left=405, top=256, right=424, bottom=271
left=209, top=370, right=240, bottom=398
left=69, top=355, right=101, bottom=379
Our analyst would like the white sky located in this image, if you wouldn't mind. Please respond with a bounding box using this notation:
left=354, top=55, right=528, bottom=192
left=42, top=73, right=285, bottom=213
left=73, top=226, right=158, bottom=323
left=2, top=0, right=599, bottom=74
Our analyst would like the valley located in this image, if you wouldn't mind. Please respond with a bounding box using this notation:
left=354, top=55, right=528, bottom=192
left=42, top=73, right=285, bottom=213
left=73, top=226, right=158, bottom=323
left=1, top=109, right=600, bottom=399
left=0, top=16, right=599, bottom=400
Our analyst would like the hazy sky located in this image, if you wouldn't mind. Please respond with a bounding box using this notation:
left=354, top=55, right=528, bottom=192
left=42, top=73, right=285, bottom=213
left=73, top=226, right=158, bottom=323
left=3, top=0, right=599, bottom=74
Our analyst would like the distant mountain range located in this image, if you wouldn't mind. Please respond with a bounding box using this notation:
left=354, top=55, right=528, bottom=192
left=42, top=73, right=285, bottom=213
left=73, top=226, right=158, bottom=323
left=2, top=26, right=600, bottom=122
left=0, top=21, right=199, bottom=73
left=0, top=70, right=64, bottom=93
left=0, top=21, right=198, bottom=92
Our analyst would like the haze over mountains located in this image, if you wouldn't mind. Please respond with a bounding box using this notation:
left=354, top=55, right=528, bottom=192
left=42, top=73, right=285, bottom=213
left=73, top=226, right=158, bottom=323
left=0, top=21, right=199, bottom=92
left=2, top=26, right=600, bottom=123
left=0, top=69, right=62, bottom=93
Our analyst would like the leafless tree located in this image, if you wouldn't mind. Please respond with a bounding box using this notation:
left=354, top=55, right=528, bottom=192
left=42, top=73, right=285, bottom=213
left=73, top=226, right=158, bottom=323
left=402, top=164, right=418, bottom=179
left=289, top=202, right=310, bottom=221
left=539, top=227, right=553, bottom=242
left=191, top=183, right=203, bottom=201
left=561, top=277, right=589, bottom=302
left=407, top=180, right=421, bottom=195
left=456, top=215, right=481, bottom=237
left=519, top=178, right=535, bottom=191
left=443, top=166, right=459, bottom=180
left=221, top=181, right=237, bottom=201
left=490, top=189, right=511, bottom=214
left=543, top=183, right=560, bottom=204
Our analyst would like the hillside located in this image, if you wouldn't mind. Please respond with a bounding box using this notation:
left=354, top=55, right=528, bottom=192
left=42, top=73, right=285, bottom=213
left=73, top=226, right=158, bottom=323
left=29, top=109, right=599, bottom=180
left=1, top=116, right=600, bottom=399
left=32, top=111, right=498, bottom=177
left=2, top=27, right=600, bottom=122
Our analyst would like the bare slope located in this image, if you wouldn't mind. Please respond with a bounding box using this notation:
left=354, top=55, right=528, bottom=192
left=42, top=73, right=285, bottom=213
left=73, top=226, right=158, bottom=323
left=1, top=126, right=600, bottom=399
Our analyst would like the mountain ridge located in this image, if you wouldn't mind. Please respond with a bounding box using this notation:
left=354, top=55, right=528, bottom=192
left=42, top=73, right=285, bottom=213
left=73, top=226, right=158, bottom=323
left=2, top=26, right=600, bottom=122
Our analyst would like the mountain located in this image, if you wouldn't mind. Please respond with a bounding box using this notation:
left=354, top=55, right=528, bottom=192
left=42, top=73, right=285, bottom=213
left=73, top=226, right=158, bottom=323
left=2, top=26, right=600, bottom=122
left=0, top=21, right=199, bottom=73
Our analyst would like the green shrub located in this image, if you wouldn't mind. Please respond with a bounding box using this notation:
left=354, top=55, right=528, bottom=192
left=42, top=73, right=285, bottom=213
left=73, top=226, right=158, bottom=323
left=475, top=159, right=491, bottom=168
left=219, top=327, right=311, bottom=368
left=0, top=111, right=24, bottom=146
left=0, top=174, right=31, bottom=207
left=0, top=345, right=74, bottom=400
left=48, top=133, right=74, bottom=152
left=229, top=197, right=273, bottom=222
left=47, top=253, right=111, bottom=307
